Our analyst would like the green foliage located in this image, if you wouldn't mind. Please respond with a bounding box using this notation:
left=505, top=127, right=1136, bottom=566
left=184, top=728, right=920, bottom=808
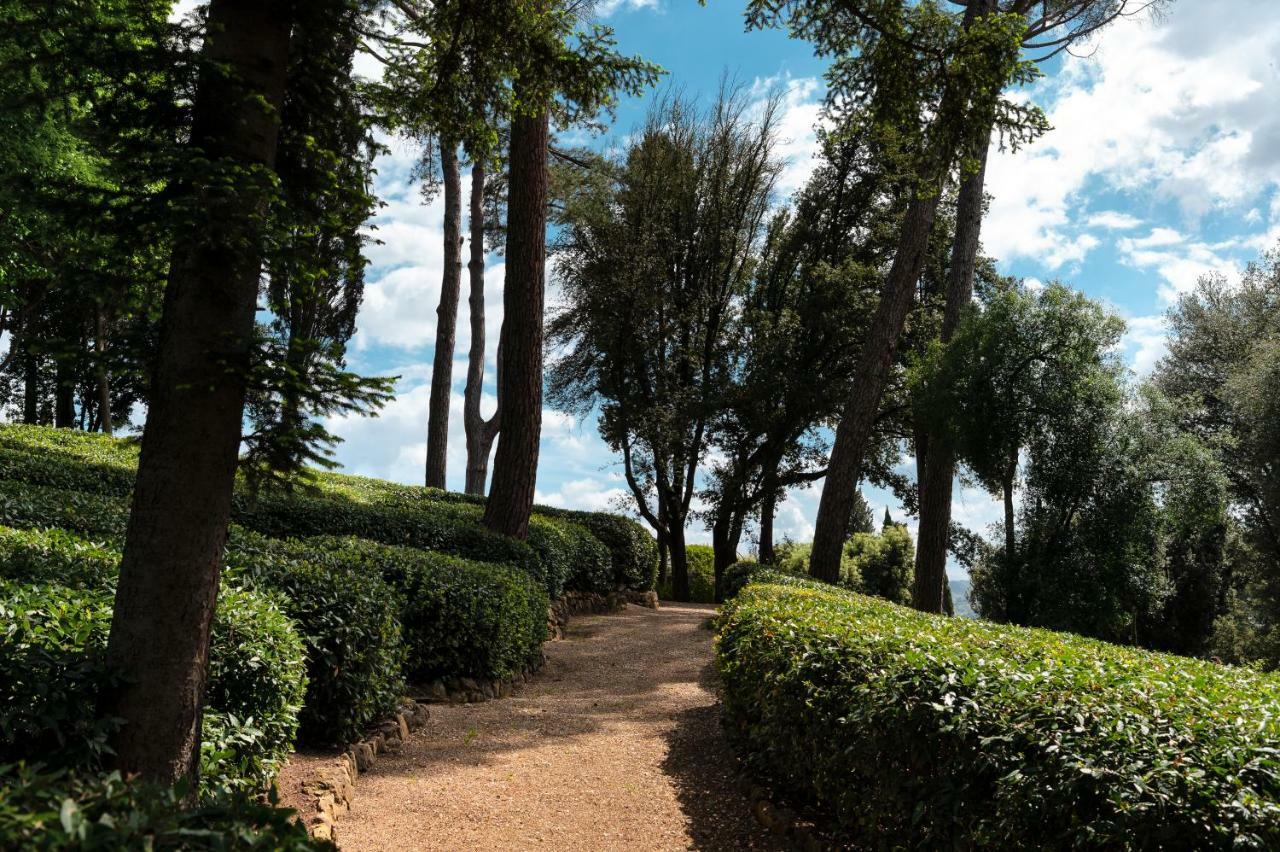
left=553, top=518, right=613, bottom=594
left=550, top=509, right=657, bottom=591
left=301, top=536, right=547, bottom=683
left=718, top=576, right=1280, bottom=848
left=0, top=764, right=330, bottom=851
left=230, top=490, right=542, bottom=584
left=658, top=544, right=716, bottom=603
left=847, top=524, right=913, bottom=604
left=223, top=531, right=404, bottom=747
left=0, top=576, right=306, bottom=796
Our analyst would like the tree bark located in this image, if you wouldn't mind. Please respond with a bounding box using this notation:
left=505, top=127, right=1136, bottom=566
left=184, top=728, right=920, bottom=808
left=103, top=0, right=292, bottom=787
left=911, top=130, right=991, bottom=613
left=808, top=194, right=943, bottom=582
left=758, top=490, right=776, bottom=564
left=22, top=344, right=38, bottom=425
left=667, top=515, right=690, bottom=602
left=808, top=0, right=996, bottom=585
left=463, top=159, right=500, bottom=495
left=95, top=306, right=112, bottom=435
left=483, top=108, right=548, bottom=538
left=54, top=358, right=74, bottom=428
left=1002, top=460, right=1016, bottom=557
left=425, top=138, right=463, bottom=489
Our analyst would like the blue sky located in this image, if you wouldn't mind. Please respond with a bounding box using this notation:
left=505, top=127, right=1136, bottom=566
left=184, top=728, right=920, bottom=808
left=316, top=0, right=1280, bottom=575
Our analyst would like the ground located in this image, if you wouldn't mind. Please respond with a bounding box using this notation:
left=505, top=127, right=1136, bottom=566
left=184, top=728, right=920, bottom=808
left=322, top=602, right=788, bottom=851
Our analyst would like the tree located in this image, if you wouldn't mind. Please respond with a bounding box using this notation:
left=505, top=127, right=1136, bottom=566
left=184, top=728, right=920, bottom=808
left=243, top=0, right=393, bottom=492
left=425, top=138, right=464, bottom=488
left=549, top=88, right=779, bottom=600
left=1154, top=249, right=1280, bottom=664
left=103, top=0, right=297, bottom=785
left=850, top=521, right=914, bottom=604
left=913, top=281, right=1125, bottom=558
left=463, top=156, right=502, bottom=494
left=970, top=387, right=1231, bottom=651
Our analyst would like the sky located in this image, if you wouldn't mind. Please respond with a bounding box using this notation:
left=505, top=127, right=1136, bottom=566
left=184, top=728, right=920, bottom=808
left=307, top=0, right=1280, bottom=577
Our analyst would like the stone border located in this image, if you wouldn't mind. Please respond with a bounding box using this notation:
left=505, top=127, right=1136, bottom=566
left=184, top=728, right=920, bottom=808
left=297, top=698, right=429, bottom=841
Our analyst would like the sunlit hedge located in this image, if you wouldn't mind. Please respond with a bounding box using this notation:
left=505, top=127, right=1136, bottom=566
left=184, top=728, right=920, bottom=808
left=300, top=535, right=548, bottom=682
left=718, top=570, right=1280, bottom=848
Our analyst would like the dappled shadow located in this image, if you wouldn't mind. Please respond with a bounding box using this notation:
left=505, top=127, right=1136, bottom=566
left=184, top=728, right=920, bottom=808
left=333, top=603, right=787, bottom=850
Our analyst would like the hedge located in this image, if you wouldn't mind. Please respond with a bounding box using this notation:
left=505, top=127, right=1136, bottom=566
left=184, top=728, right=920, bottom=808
left=0, top=424, right=654, bottom=593
left=302, top=536, right=547, bottom=683
left=0, top=578, right=306, bottom=796
left=0, top=764, right=329, bottom=850
left=717, top=573, right=1280, bottom=848
left=223, top=531, right=405, bottom=746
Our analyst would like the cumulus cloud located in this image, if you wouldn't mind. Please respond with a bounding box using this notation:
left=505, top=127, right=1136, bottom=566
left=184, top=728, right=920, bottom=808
left=985, top=0, right=1280, bottom=270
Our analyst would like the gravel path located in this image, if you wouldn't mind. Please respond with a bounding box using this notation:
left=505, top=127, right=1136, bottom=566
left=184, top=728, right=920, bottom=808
left=335, top=602, right=788, bottom=851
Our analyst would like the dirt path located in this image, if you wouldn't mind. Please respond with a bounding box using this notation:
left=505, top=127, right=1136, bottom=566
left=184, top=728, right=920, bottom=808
left=334, top=602, right=787, bottom=851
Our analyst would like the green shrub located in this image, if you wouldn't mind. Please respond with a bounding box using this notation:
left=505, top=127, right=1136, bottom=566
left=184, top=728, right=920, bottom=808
left=303, top=536, right=547, bottom=682
left=224, top=530, right=405, bottom=746
left=557, top=520, right=613, bottom=593
left=718, top=577, right=1280, bottom=848
left=0, top=764, right=330, bottom=850
left=772, top=540, right=862, bottom=590
left=553, top=510, right=657, bottom=591
left=0, top=527, right=120, bottom=588
left=657, top=543, right=717, bottom=602
left=229, top=491, right=541, bottom=585
left=0, top=480, right=128, bottom=542
left=0, top=579, right=306, bottom=795
left=0, top=424, right=137, bottom=498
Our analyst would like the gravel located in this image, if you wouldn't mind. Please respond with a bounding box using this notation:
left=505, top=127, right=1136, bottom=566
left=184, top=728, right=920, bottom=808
left=333, top=601, right=788, bottom=851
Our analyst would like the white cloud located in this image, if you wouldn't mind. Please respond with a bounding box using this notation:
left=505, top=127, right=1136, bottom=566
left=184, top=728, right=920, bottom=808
left=1086, top=210, right=1143, bottom=230
left=1120, top=314, right=1170, bottom=376
left=985, top=0, right=1280, bottom=269
left=749, top=75, right=826, bottom=197
left=594, top=0, right=660, bottom=17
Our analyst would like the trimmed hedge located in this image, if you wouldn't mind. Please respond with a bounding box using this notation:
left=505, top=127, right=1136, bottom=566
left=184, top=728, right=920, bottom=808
left=223, top=531, right=405, bottom=747
left=548, top=509, right=657, bottom=592
left=0, top=764, right=330, bottom=850
left=0, top=480, right=128, bottom=542
left=0, top=578, right=306, bottom=795
left=717, top=573, right=1280, bottom=848
left=302, top=536, right=547, bottom=682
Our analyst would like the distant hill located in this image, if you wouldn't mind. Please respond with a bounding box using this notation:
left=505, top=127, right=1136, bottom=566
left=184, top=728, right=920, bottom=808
left=950, top=579, right=976, bottom=618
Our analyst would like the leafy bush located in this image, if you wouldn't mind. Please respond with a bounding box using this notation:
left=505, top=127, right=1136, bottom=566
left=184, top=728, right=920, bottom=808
left=552, top=510, right=657, bottom=591
left=0, top=764, right=330, bottom=850
left=0, top=579, right=306, bottom=795
left=230, top=491, right=541, bottom=584
left=0, top=480, right=128, bottom=542
left=224, top=531, right=405, bottom=747
left=657, top=543, right=717, bottom=602
left=847, top=525, right=913, bottom=604
left=772, top=540, right=862, bottom=590
left=303, top=536, right=547, bottom=682
left=0, top=527, right=120, bottom=589
left=557, top=519, right=613, bottom=593
left=0, top=424, right=137, bottom=498
left=718, top=576, right=1280, bottom=848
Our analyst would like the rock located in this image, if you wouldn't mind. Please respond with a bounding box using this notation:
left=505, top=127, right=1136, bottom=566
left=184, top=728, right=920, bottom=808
left=752, top=799, right=774, bottom=829
left=316, top=792, right=336, bottom=816
left=382, top=735, right=402, bottom=755
left=459, top=676, right=481, bottom=692
left=355, top=742, right=375, bottom=772
left=427, top=681, right=448, bottom=702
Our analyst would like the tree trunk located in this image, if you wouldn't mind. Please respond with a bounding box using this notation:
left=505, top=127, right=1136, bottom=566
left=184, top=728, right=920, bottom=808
left=1003, top=461, right=1016, bottom=557
left=22, top=346, right=38, bottom=425
left=103, top=0, right=292, bottom=787
left=425, top=138, right=463, bottom=489
left=95, top=306, right=113, bottom=435
left=463, top=158, right=500, bottom=495
left=54, top=358, right=74, bottom=428
left=808, top=0, right=996, bottom=585
left=808, top=194, right=942, bottom=582
left=713, top=510, right=745, bottom=602
left=483, top=108, right=548, bottom=538
left=668, top=518, right=690, bottom=602
left=911, top=133, right=991, bottom=613
left=758, top=490, right=776, bottom=564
